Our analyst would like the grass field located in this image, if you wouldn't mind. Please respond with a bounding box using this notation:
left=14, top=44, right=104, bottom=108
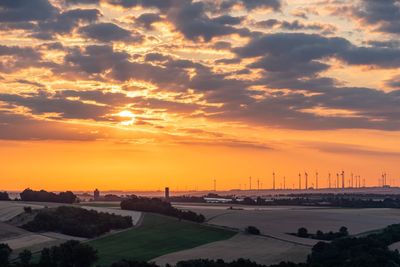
left=89, top=213, right=236, bottom=266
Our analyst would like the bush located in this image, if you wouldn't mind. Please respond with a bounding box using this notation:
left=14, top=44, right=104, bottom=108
left=121, top=197, right=205, bottom=223
left=18, top=250, right=32, bottom=266
left=297, top=227, right=309, bottom=238
left=23, top=207, right=32, bottom=213
left=22, top=206, right=132, bottom=238
left=245, top=226, right=261, bottom=235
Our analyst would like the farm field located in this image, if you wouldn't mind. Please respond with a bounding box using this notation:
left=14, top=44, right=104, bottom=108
left=154, top=233, right=310, bottom=266
left=0, top=202, right=44, bottom=222
left=89, top=213, right=236, bottom=266
left=174, top=204, right=400, bottom=245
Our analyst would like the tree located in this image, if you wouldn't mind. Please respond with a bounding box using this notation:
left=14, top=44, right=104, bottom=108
left=0, top=244, right=12, bottom=267
left=57, top=240, right=98, bottom=267
left=316, top=230, right=323, bottom=239
left=339, top=226, right=348, bottom=236
left=38, top=248, right=53, bottom=267
left=297, top=227, right=309, bottom=238
left=18, top=250, right=32, bottom=266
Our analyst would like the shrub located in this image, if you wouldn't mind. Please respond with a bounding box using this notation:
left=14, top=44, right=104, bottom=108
left=297, top=227, right=309, bottom=238
left=245, top=226, right=261, bottom=235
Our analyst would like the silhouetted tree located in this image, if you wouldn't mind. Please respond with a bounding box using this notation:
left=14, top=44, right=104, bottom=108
left=18, top=250, right=32, bottom=267
left=0, top=244, right=12, bottom=267
left=20, top=189, right=77, bottom=203
left=297, top=227, right=309, bottom=238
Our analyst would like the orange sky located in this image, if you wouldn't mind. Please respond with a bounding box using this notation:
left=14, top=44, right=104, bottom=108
left=0, top=0, right=399, bottom=191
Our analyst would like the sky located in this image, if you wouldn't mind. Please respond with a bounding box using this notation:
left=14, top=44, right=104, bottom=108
left=0, top=0, right=400, bottom=191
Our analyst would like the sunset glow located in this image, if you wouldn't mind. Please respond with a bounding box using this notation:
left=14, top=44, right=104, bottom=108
left=0, top=0, right=399, bottom=191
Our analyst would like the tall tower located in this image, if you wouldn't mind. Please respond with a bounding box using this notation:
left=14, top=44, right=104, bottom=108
left=94, top=188, right=100, bottom=200
left=336, top=173, right=339, bottom=188
left=305, top=172, right=308, bottom=190
left=298, top=173, right=302, bottom=190
left=315, top=172, right=319, bottom=190
left=273, top=172, right=276, bottom=190
left=213, top=179, right=216, bottom=191
left=283, top=176, right=286, bottom=190
left=165, top=187, right=170, bottom=200
left=328, top=173, right=331, bottom=189
left=341, top=170, right=345, bottom=189
left=351, top=173, right=354, bottom=188
left=249, top=176, right=252, bottom=190
left=257, top=179, right=260, bottom=190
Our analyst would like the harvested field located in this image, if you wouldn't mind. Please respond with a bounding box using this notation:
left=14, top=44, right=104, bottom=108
left=153, top=233, right=310, bottom=266
left=0, top=202, right=44, bottom=222
left=0, top=222, right=27, bottom=240
left=175, top=204, right=400, bottom=246
left=81, top=206, right=142, bottom=225
left=2, top=234, right=55, bottom=250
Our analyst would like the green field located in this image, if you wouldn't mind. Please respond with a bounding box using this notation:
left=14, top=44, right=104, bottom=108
left=89, top=213, right=236, bottom=266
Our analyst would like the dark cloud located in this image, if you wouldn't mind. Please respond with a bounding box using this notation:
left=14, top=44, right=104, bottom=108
left=64, top=45, right=129, bottom=74
left=309, top=142, right=400, bottom=157
left=220, top=0, right=281, bottom=11
left=255, top=19, right=337, bottom=34
left=144, top=53, right=171, bottom=62
left=37, top=8, right=102, bottom=36
left=79, top=22, right=142, bottom=42
left=0, top=110, right=102, bottom=140
left=354, top=0, right=400, bottom=34
left=65, top=0, right=101, bottom=5
left=385, top=76, right=400, bottom=89
left=135, top=13, right=163, bottom=30
left=0, top=91, right=112, bottom=120
left=236, top=32, right=400, bottom=86
left=108, top=0, right=252, bottom=41
left=0, top=0, right=58, bottom=22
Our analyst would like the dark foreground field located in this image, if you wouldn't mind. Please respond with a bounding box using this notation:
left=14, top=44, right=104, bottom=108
left=89, top=213, right=236, bottom=266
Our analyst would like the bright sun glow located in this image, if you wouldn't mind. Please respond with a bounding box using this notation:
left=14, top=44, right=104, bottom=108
left=118, top=110, right=136, bottom=125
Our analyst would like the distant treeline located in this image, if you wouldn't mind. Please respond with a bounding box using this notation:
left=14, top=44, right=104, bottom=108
left=293, top=226, right=349, bottom=241
left=22, top=206, right=132, bottom=238
left=20, top=188, right=77, bottom=203
left=173, top=193, right=400, bottom=209
left=121, top=196, right=205, bottom=223
left=0, top=192, right=10, bottom=201
left=4, top=223, right=400, bottom=267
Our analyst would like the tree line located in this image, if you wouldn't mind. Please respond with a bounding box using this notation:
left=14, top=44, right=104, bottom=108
left=0, top=192, right=10, bottom=201
left=20, top=189, right=77, bottom=204
left=121, top=196, right=205, bottom=223
left=293, top=226, right=349, bottom=241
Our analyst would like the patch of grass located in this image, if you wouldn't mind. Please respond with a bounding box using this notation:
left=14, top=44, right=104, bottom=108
left=89, top=213, right=236, bottom=266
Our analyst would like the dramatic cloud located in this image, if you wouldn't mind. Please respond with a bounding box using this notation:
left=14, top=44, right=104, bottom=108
left=0, top=0, right=400, bottom=140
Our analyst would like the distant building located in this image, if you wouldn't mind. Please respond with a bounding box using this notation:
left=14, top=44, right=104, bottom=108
left=94, top=189, right=100, bottom=200
left=165, top=187, right=170, bottom=200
